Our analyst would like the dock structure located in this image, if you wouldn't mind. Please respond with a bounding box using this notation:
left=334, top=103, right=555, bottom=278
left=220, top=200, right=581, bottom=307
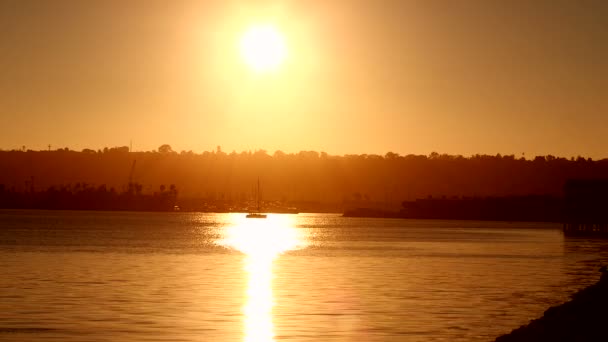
left=563, top=179, right=608, bottom=236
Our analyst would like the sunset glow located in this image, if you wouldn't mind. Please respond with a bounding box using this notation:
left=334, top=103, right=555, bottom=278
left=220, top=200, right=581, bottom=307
left=2, top=2, right=606, bottom=157
left=4, top=1, right=608, bottom=342
left=239, top=24, right=287, bottom=73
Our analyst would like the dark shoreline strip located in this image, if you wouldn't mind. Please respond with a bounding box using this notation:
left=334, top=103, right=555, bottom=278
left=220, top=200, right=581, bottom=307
left=0, top=328, right=58, bottom=334
left=494, top=267, right=608, bottom=342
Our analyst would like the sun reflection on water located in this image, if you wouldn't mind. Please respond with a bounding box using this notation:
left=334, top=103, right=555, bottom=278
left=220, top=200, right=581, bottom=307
left=217, top=214, right=307, bottom=342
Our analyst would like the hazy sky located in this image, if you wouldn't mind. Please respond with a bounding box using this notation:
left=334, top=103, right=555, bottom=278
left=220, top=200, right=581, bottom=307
left=1, top=0, right=607, bottom=158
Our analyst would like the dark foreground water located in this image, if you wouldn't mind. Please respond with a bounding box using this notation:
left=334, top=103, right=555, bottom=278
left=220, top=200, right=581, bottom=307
left=1, top=210, right=607, bottom=342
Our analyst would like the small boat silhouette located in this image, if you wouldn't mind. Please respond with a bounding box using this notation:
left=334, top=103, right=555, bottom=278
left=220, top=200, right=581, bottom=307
left=246, top=178, right=267, bottom=219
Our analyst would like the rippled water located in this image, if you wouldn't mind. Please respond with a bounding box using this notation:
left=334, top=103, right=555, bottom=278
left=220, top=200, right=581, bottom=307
left=1, top=210, right=607, bottom=342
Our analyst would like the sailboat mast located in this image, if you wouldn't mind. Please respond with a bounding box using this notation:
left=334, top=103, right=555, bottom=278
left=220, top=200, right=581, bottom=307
left=257, top=177, right=260, bottom=212
left=245, top=177, right=266, bottom=218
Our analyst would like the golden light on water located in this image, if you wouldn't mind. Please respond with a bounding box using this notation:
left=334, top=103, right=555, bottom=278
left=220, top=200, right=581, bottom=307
left=239, top=24, right=288, bottom=73
left=217, top=215, right=306, bottom=342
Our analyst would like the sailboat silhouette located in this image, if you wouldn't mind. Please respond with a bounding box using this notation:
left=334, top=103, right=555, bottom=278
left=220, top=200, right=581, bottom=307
left=246, top=177, right=267, bottom=219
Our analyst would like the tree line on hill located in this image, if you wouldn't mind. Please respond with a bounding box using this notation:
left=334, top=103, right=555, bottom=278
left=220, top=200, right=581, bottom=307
left=1, top=145, right=606, bottom=211
left=0, top=181, right=178, bottom=211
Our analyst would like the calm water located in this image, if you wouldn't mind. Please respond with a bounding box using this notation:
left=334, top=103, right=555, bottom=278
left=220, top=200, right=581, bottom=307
left=1, top=210, right=607, bottom=342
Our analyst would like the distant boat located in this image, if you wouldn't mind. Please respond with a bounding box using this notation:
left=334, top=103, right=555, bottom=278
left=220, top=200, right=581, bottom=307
left=246, top=178, right=267, bottom=219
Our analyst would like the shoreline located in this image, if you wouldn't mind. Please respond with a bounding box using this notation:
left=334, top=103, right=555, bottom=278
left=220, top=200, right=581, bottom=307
left=494, top=267, right=608, bottom=342
left=343, top=207, right=563, bottom=223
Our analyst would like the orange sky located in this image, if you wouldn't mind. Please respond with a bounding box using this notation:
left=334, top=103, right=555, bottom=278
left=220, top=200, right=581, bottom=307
left=1, top=0, right=607, bottom=158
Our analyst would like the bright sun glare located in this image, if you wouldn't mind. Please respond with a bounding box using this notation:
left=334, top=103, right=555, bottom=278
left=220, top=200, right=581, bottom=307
left=239, top=24, right=287, bottom=73
left=217, top=214, right=307, bottom=342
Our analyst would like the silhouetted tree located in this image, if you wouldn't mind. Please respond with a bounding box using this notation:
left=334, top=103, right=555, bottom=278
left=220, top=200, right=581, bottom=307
left=158, top=144, right=173, bottom=154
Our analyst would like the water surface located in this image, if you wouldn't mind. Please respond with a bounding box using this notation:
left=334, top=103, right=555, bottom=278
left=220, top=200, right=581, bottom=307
left=1, top=210, right=607, bottom=341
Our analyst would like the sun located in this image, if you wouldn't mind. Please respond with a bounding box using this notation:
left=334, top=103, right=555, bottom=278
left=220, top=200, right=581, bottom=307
left=239, top=24, right=287, bottom=73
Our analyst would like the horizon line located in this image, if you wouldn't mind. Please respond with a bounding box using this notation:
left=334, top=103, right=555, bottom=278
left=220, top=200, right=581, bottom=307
left=1, top=145, right=606, bottom=161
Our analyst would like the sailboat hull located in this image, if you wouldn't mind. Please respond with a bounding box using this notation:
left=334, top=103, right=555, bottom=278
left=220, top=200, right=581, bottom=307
left=246, top=213, right=267, bottom=219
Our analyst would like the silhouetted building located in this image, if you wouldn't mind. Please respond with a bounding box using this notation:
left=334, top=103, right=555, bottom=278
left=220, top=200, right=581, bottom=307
left=563, top=179, right=608, bottom=236
left=344, top=195, right=564, bottom=222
